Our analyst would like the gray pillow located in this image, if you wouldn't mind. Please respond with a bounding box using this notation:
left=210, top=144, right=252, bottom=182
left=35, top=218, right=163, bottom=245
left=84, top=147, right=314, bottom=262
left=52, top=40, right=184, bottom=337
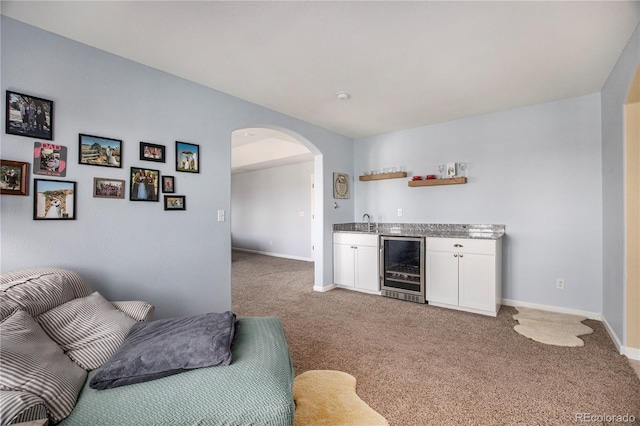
left=0, top=309, right=87, bottom=423
left=36, top=292, right=136, bottom=370
left=90, top=311, right=237, bottom=390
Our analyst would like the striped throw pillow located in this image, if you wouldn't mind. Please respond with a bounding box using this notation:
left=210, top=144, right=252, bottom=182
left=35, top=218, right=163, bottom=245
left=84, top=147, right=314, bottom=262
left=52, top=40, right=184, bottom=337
left=1, top=273, right=75, bottom=317
left=36, top=292, right=136, bottom=370
left=0, top=390, right=48, bottom=425
left=0, top=309, right=87, bottom=423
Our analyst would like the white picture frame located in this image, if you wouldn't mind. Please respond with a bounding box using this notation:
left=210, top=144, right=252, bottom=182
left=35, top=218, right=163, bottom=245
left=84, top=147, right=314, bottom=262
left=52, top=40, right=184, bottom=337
left=446, top=162, right=456, bottom=178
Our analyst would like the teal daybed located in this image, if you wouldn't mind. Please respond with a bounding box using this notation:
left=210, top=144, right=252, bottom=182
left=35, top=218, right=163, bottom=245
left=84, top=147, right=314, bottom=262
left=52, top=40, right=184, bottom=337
left=0, top=268, right=294, bottom=426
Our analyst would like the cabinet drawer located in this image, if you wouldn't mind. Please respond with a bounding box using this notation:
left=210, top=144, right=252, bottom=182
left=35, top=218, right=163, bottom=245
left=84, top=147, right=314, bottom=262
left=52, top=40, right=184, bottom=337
left=426, top=237, right=496, bottom=255
left=333, top=232, right=378, bottom=247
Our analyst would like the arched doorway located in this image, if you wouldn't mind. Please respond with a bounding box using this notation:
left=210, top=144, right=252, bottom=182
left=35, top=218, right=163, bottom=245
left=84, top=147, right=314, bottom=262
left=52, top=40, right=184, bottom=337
left=230, top=126, right=324, bottom=284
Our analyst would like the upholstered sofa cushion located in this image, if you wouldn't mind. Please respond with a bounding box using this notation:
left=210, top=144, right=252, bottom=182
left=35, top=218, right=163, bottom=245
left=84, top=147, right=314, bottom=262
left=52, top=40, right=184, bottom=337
left=0, top=390, right=48, bottom=425
left=36, top=292, right=137, bottom=370
left=0, top=309, right=87, bottom=423
left=1, top=273, right=75, bottom=317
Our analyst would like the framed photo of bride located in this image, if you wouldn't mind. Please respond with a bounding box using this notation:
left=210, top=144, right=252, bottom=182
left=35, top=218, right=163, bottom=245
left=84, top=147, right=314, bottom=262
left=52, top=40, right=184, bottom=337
left=79, top=134, right=122, bottom=168
left=33, top=179, right=76, bottom=220
left=130, top=167, right=159, bottom=202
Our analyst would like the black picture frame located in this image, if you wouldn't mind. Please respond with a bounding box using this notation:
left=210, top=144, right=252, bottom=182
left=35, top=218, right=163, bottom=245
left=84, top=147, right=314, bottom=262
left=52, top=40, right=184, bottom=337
left=6, top=90, right=54, bottom=140
left=176, top=141, right=199, bottom=173
left=164, top=195, right=186, bottom=211
left=130, top=167, right=159, bottom=202
left=79, top=134, right=122, bottom=168
left=1, top=160, right=29, bottom=196
left=33, top=179, right=76, bottom=220
left=140, top=142, right=166, bottom=163
left=162, top=176, right=175, bottom=193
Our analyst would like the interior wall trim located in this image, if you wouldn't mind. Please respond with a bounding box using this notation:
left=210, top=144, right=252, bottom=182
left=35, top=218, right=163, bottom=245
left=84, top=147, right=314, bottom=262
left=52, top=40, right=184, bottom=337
left=232, top=247, right=313, bottom=262
left=501, top=298, right=601, bottom=320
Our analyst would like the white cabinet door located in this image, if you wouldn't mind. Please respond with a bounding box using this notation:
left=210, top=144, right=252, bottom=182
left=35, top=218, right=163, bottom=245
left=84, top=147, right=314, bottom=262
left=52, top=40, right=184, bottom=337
left=333, top=243, right=355, bottom=287
left=426, top=250, right=459, bottom=305
left=355, top=245, right=379, bottom=292
left=458, top=253, right=496, bottom=313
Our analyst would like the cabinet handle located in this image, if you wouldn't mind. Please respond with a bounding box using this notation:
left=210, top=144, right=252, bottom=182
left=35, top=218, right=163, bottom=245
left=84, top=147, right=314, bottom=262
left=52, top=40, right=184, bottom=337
left=454, top=254, right=458, bottom=257
left=454, top=244, right=463, bottom=248
left=459, top=254, right=463, bottom=258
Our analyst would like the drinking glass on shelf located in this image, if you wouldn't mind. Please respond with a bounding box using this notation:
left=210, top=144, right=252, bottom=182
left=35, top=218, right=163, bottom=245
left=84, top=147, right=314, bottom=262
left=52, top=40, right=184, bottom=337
left=459, top=162, right=467, bottom=177
left=438, top=165, right=445, bottom=178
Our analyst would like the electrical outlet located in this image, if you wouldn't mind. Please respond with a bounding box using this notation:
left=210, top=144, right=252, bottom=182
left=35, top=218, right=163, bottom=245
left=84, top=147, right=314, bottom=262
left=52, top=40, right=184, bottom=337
left=397, top=208, right=403, bottom=217
left=556, top=279, right=565, bottom=289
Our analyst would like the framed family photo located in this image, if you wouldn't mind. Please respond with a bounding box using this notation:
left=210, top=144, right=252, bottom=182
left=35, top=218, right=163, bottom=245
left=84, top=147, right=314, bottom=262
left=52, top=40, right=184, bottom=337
left=164, top=195, right=186, bottom=211
left=34, top=141, right=67, bottom=177
left=140, top=142, right=165, bottom=163
left=93, top=178, right=125, bottom=199
left=176, top=141, right=199, bottom=173
left=33, top=179, right=76, bottom=220
left=6, top=90, right=54, bottom=140
left=0, top=160, right=29, bottom=196
left=130, top=167, right=159, bottom=201
left=162, top=176, right=175, bottom=193
left=79, top=134, right=122, bottom=168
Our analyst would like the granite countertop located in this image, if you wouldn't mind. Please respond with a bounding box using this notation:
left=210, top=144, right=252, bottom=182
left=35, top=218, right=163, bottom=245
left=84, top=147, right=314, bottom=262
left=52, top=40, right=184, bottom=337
left=333, top=223, right=505, bottom=240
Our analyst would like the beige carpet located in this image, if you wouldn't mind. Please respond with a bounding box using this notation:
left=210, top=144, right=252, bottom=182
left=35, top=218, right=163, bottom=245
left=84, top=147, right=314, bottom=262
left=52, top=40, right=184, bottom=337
left=513, top=307, right=594, bottom=347
left=232, top=251, right=640, bottom=425
left=293, top=370, right=389, bottom=426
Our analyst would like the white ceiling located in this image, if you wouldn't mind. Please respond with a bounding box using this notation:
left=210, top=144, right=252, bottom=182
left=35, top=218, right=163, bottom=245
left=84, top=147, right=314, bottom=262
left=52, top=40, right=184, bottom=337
left=2, top=1, right=639, bottom=170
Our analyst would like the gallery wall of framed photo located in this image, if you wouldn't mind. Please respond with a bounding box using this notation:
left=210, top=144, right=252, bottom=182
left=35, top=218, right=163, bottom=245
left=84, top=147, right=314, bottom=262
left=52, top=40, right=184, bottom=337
left=3, top=89, right=199, bottom=218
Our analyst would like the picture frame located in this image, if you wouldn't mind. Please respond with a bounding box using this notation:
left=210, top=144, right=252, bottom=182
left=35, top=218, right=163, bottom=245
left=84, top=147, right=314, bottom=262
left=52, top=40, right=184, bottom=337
left=93, top=177, right=125, bottom=199
left=33, top=179, right=76, bottom=220
left=162, top=176, right=175, bottom=193
left=1, top=160, right=29, bottom=196
left=79, top=134, right=122, bottom=168
left=6, top=90, right=54, bottom=140
left=140, top=142, right=166, bottom=163
left=34, top=141, right=68, bottom=177
left=130, top=167, right=159, bottom=201
left=333, top=172, right=350, bottom=199
left=446, top=162, right=457, bottom=178
left=164, top=195, right=186, bottom=211
left=176, top=141, right=199, bottom=173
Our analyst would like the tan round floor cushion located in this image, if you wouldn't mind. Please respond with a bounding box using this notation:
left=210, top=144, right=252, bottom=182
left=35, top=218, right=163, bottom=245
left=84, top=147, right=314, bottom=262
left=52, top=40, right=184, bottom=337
left=293, top=370, right=388, bottom=426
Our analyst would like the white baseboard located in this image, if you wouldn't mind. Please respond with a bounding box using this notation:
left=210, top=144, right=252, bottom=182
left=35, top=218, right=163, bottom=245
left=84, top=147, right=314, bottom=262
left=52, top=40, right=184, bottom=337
left=600, top=314, right=624, bottom=355
left=335, top=284, right=381, bottom=296
left=502, top=298, right=601, bottom=320
left=232, top=247, right=313, bottom=262
left=314, top=284, right=336, bottom=292
left=625, top=346, right=640, bottom=360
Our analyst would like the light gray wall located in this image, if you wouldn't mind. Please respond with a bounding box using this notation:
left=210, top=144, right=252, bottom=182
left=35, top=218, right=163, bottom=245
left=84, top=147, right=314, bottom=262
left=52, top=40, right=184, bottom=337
left=355, top=93, right=603, bottom=313
left=231, top=161, right=314, bottom=260
left=601, top=22, right=640, bottom=343
left=0, top=17, right=353, bottom=318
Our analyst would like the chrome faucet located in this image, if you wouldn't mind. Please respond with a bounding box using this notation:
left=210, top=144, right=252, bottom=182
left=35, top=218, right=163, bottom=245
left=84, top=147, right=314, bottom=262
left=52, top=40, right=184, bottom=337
left=362, top=213, right=372, bottom=232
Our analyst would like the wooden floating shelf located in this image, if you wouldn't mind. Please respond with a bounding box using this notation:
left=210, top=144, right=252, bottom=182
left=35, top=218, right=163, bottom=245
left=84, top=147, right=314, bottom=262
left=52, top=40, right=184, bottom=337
left=408, top=177, right=467, bottom=187
left=359, top=172, right=407, bottom=181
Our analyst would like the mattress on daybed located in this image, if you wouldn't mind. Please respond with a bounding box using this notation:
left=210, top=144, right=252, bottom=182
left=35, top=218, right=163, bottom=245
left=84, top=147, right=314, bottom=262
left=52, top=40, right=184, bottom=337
left=60, top=317, right=294, bottom=426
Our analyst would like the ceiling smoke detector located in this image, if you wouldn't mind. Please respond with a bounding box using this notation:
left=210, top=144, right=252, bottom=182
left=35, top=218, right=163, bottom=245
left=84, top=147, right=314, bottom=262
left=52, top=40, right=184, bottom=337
left=336, top=91, right=350, bottom=100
